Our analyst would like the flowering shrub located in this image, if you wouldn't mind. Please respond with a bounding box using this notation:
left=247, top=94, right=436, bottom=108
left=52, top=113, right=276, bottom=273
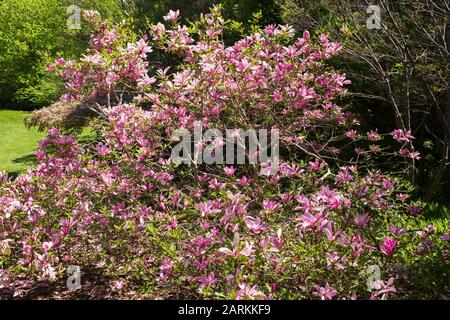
left=0, top=6, right=449, bottom=299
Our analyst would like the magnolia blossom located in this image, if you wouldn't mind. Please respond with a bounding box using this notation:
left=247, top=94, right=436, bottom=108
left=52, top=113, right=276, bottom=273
left=223, top=166, right=236, bottom=176
left=367, top=130, right=382, bottom=141
left=441, top=233, right=450, bottom=241
left=345, top=130, right=358, bottom=139
left=262, top=200, right=282, bottom=212
left=159, top=259, right=173, bottom=281
left=163, top=10, right=180, bottom=22
left=313, top=283, right=337, bottom=300
left=354, top=214, right=371, bottom=228
left=198, top=272, right=217, bottom=290
left=235, top=283, right=266, bottom=300
left=391, top=129, right=413, bottom=143
left=399, top=148, right=421, bottom=160
left=406, top=205, right=422, bottom=216
left=370, top=277, right=396, bottom=300
left=389, top=224, right=406, bottom=236
left=380, top=237, right=398, bottom=257
left=113, top=280, right=126, bottom=290
left=83, top=10, right=100, bottom=22
left=244, top=216, right=266, bottom=234
left=0, top=270, right=11, bottom=289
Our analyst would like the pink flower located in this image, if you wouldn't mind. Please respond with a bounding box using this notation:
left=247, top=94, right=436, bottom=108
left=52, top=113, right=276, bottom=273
left=391, top=129, right=413, bottom=142
left=308, top=159, right=326, bottom=171
left=271, top=228, right=285, bottom=251
left=42, top=241, right=53, bottom=252
left=35, top=149, right=45, bottom=160
left=399, top=148, right=421, bottom=160
left=198, top=272, right=217, bottom=289
left=354, top=214, right=371, bottom=228
left=208, top=178, right=225, bottom=190
left=396, top=193, right=409, bottom=201
left=303, top=30, right=310, bottom=40
left=313, top=283, right=336, bottom=300
left=389, top=224, right=406, bottom=236
left=55, top=57, right=66, bottom=66
left=150, top=22, right=166, bottom=40
left=195, top=201, right=221, bottom=217
left=406, top=205, right=422, bottom=216
left=370, top=277, right=396, bottom=300
left=381, top=178, right=393, bottom=191
left=319, top=34, right=329, bottom=44
left=159, top=259, right=173, bottom=281
left=345, top=130, right=358, bottom=139
left=271, top=91, right=283, bottom=102
left=218, top=247, right=235, bottom=256
left=168, top=216, right=178, bottom=230
left=239, top=241, right=255, bottom=257
left=297, top=212, right=324, bottom=229
left=163, top=10, right=180, bottom=22
left=323, top=222, right=340, bottom=241
left=264, top=24, right=277, bottom=36
left=137, top=38, right=152, bottom=56
left=223, top=166, right=236, bottom=176
left=105, top=72, right=119, bottom=85
left=235, top=283, right=265, bottom=300
left=380, top=237, right=398, bottom=257
left=262, top=200, right=282, bottom=212
left=408, top=151, right=421, bottom=160
left=367, top=130, right=381, bottom=141
left=113, top=280, right=126, bottom=290
left=80, top=54, right=106, bottom=65
left=101, top=172, right=115, bottom=186
left=0, top=269, right=11, bottom=289
left=326, top=252, right=345, bottom=270
left=83, top=10, right=100, bottom=22
left=441, top=233, right=450, bottom=241
left=95, top=144, right=110, bottom=156
left=244, top=216, right=266, bottom=234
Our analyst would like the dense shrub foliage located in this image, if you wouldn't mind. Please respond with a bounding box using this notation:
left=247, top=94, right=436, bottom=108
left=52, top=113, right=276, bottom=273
left=1, top=7, right=449, bottom=299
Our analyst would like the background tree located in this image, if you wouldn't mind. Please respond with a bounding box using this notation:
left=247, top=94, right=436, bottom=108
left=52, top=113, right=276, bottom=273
left=277, top=0, right=450, bottom=201
left=118, top=0, right=281, bottom=29
left=0, top=0, right=123, bottom=109
left=0, top=0, right=281, bottom=109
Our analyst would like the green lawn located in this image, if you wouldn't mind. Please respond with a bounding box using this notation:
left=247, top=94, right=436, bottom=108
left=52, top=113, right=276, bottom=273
left=0, top=109, right=97, bottom=176
left=0, top=110, right=45, bottom=175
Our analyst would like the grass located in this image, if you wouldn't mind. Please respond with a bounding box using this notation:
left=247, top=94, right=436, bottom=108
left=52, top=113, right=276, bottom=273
left=0, top=110, right=45, bottom=175
left=0, top=109, right=97, bottom=176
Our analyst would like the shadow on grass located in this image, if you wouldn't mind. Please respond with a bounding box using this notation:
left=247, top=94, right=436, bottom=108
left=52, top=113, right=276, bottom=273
left=5, top=154, right=39, bottom=178
left=5, top=131, right=99, bottom=178
left=6, top=171, right=21, bottom=179
left=77, top=131, right=100, bottom=145
left=12, top=153, right=38, bottom=166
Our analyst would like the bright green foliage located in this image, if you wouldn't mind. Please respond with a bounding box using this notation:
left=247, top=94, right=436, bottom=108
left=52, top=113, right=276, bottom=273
left=0, top=109, right=96, bottom=174
left=0, top=110, right=44, bottom=174
left=0, top=0, right=124, bottom=108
